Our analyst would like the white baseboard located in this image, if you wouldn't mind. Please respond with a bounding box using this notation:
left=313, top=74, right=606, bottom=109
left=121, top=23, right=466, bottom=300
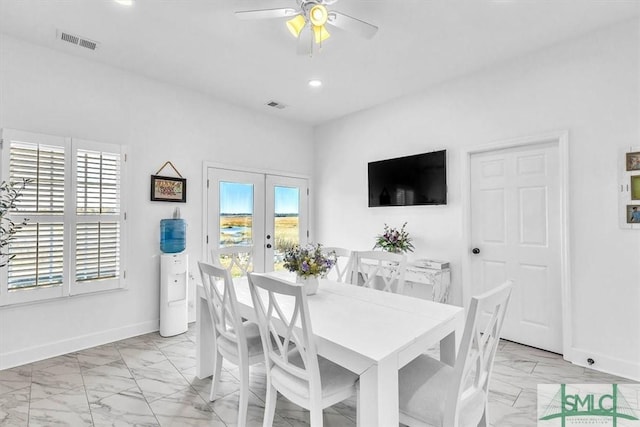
left=0, top=319, right=159, bottom=370
left=571, top=347, right=640, bottom=382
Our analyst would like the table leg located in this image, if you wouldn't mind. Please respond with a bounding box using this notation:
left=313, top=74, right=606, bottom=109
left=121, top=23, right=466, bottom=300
left=196, top=287, right=214, bottom=379
left=357, top=356, right=398, bottom=427
left=440, top=313, right=465, bottom=366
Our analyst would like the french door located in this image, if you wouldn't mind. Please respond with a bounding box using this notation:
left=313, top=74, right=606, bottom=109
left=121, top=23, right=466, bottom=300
left=206, top=167, right=308, bottom=272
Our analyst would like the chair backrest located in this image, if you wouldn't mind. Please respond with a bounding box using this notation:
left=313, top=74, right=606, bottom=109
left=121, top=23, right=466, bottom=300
left=198, top=261, right=247, bottom=351
left=247, top=273, right=322, bottom=401
left=211, top=245, right=254, bottom=277
left=321, top=247, right=352, bottom=283
left=348, top=250, right=407, bottom=294
left=445, top=280, right=513, bottom=426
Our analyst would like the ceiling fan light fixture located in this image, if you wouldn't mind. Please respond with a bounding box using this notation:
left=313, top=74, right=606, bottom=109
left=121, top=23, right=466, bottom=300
left=286, top=15, right=306, bottom=38
left=309, top=4, right=328, bottom=26
left=313, top=25, right=330, bottom=43
left=235, top=0, right=378, bottom=52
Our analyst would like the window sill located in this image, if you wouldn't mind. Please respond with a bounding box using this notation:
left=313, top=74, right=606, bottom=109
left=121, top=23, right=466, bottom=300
left=0, top=286, right=128, bottom=309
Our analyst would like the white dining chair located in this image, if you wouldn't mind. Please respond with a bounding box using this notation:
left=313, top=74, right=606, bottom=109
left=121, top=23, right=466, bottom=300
left=321, top=246, right=352, bottom=283
left=247, top=272, right=359, bottom=427
left=348, top=250, right=407, bottom=293
left=211, top=245, right=254, bottom=277
left=198, top=262, right=264, bottom=427
left=398, top=280, right=513, bottom=427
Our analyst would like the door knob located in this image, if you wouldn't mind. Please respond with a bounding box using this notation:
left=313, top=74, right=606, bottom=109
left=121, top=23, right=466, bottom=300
left=472, top=248, right=480, bottom=255
left=266, top=243, right=272, bottom=249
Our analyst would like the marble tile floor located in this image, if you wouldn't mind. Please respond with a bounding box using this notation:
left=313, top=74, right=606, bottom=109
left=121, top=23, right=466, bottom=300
left=0, top=325, right=633, bottom=427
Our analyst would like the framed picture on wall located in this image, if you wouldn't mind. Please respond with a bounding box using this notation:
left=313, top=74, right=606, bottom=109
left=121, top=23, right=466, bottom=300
left=632, top=176, right=640, bottom=201
left=627, top=205, right=640, bottom=223
left=626, top=152, right=640, bottom=171
left=150, top=175, right=187, bottom=202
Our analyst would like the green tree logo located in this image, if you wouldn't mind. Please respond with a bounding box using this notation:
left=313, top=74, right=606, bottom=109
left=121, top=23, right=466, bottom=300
left=539, top=384, right=639, bottom=426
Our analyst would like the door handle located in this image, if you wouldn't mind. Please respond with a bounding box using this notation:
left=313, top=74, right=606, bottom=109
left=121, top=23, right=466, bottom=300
left=472, top=248, right=480, bottom=255
left=266, top=243, right=272, bottom=249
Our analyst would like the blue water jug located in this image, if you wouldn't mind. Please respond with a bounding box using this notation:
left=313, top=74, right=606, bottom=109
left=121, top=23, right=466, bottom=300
left=160, top=219, right=186, bottom=253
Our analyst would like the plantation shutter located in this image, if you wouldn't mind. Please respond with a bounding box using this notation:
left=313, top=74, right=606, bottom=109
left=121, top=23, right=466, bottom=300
left=75, top=222, right=120, bottom=282
left=7, top=140, right=66, bottom=291
left=10, top=142, right=65, bottom=214
left=76, top=150, right=120, bottom=215
left=7, top=222, right=65, bottom=290
left=0, top=128, right=127, bottom=306
left=73, top=144, right=123, bottom=290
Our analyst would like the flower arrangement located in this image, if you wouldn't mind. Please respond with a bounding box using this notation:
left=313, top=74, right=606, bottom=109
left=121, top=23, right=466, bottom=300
left=283, top=243, right=336, bottom=278
left=373, top=222, right=415, bottom=253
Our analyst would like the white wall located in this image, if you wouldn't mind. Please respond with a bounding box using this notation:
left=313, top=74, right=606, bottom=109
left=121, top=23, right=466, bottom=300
left=0, top=35, right=314, bottom=369
left=314, top=20, right=640, bottom=379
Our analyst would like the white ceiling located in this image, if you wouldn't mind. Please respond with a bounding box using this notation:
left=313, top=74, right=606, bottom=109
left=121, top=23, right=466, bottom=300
left=0, top=0, right=638, bottom=125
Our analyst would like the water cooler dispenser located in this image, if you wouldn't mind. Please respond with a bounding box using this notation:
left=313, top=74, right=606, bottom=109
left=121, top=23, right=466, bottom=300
left=159, top=217, right=188, bottom=337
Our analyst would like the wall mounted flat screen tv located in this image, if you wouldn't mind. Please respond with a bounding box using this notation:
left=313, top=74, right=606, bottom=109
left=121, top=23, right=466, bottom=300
left=368, top=150, right=447, bottom=207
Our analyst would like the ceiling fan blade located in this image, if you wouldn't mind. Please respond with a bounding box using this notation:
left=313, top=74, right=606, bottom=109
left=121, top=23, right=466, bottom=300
left=327, top=11, right=378, bottom=39
left=235, top=8, right=299, bottom=20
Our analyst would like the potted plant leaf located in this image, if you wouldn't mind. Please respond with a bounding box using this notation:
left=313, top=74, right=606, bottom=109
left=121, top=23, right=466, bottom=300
left=1, top=179, right=29, bottom=268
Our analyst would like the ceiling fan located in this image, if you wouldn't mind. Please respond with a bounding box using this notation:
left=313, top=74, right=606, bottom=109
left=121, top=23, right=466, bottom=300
left=235, top=0, right=378, bottom=54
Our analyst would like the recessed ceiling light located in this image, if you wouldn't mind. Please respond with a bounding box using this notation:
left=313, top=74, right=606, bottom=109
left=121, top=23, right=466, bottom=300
left=308, top=79, right=323, bottom=88
left=114, top=0, right=134, bottom=6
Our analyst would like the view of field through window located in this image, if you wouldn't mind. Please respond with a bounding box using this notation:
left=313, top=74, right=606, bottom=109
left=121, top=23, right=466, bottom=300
left=219, top=182, right=299, bottom=274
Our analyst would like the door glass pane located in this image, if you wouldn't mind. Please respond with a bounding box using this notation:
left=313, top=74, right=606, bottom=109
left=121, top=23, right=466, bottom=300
left=273, top=186, right=299, bottom=271
left=219, top=182, right=253, bottom=247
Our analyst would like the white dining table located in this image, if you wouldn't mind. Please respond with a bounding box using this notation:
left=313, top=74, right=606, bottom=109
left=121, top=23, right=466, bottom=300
left=195, top=272, right=464, bottom=427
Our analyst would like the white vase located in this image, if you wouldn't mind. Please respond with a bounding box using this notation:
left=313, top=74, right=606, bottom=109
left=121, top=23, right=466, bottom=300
left=296, top=274, right=319, bottom=295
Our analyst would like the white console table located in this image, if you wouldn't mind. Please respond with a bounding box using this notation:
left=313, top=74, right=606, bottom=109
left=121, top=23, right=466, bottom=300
left=403, top=264, right=451, bottom=303
left=360, top=260, right=452, bottom=303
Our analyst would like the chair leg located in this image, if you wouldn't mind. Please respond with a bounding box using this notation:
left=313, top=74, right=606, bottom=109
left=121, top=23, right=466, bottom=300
left=209, top=351, right=223, bottom=401
left=478, top=405, right=488, bottom=427
left=238, top=363, right=250, bottom=427
left=263, top=381, right=277, bottom=427
left=309, top=407, right=323, bottom=427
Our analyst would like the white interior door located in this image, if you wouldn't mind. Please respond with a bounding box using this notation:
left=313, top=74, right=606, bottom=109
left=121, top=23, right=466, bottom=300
left=207, top=168, right=308, bottom=272
left=470, top=141, right=562, bottom=353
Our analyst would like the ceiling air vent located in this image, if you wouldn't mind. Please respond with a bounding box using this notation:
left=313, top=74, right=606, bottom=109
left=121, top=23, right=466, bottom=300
left=57, top=30, right=99, bottom=51
left=266, top=101, right=286, bottom=110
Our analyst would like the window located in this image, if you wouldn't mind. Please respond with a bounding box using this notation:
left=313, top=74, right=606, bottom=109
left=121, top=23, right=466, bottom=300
left=0, top=129, right=127, bottom=305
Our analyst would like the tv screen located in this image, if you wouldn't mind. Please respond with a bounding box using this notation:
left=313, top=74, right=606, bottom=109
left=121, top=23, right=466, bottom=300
left=368, top=150, right=447, bottom=207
